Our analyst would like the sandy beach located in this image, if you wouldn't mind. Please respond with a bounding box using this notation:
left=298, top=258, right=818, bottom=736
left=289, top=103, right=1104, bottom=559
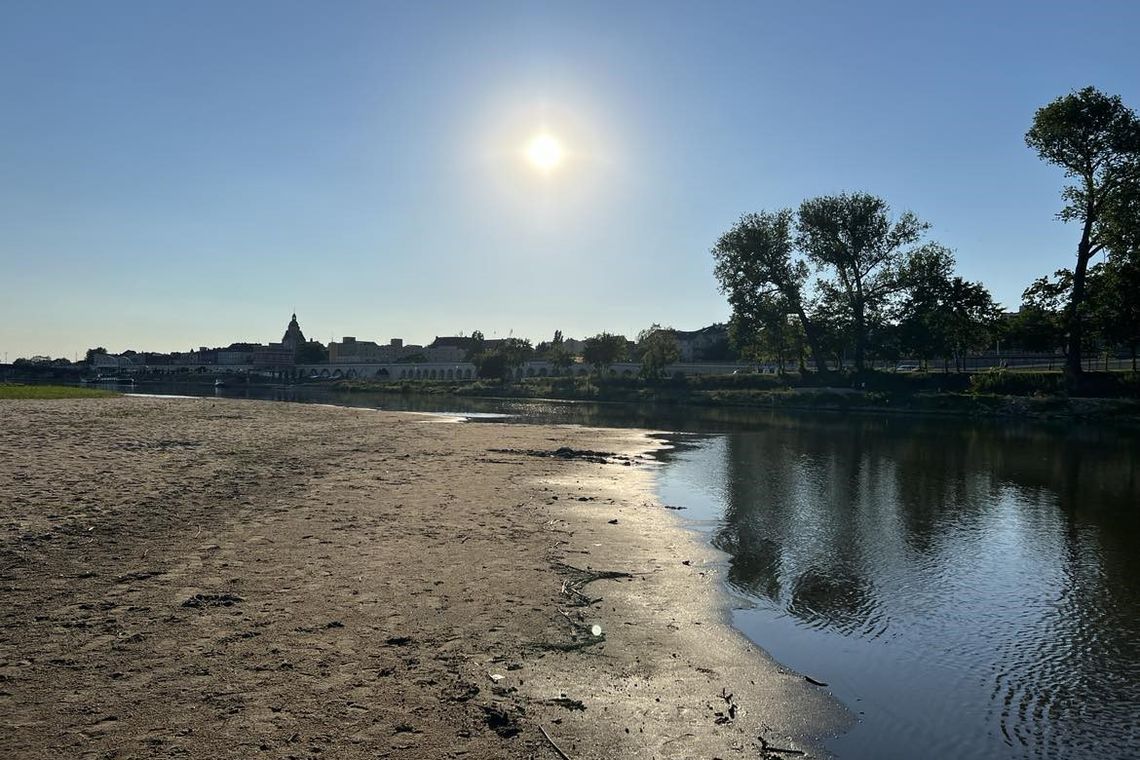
left=0, top=396, right=845, bottom=759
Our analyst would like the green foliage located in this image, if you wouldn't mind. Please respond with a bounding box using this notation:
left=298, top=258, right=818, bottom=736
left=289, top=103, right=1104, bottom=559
left=465, top=330, right=486, bottom=361
left=797, top=192, right=937, bottom=370
left=473, top=351, right=510, bottom=380
left=713, top=195, right=948, bottom=372
left=472, top=337, right=533, bottom=380
left=547, top=347, right=573, bottom=371
left=535, top=330, right=574, bottom=371
left=1026, top=86, right=1140, bottom=377
left=0, top=384, right=117, bottom=399
left=967, top=370, right=1140, bottom=398
left=581, top=333, right=627, bottom=372
left=711, top=209, right=828, bottom=372
left=897, top=247, right=957, bottom=364
left=294, top=340, right=328, bottom=364
left=1089, top=257, right=1140, bottom=367
left=1005, top=270, right=1071, bottom=353
left=636, top=325, right=680, bottom=378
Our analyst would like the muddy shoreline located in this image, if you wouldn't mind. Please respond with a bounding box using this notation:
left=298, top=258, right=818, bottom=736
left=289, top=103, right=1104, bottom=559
left=1, top=396, right=847, bottom=758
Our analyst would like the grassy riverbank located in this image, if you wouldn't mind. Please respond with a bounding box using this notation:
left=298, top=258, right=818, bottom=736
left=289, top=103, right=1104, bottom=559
left=0, top=384, right=119, bottom=400
left=329, top=370, right=1140, bottom=422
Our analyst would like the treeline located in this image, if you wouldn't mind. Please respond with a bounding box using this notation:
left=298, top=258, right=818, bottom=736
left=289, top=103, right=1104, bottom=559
left=712, top=86, right=1140, bottom=381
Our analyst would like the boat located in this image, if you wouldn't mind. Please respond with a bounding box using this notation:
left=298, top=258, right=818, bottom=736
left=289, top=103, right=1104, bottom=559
left=214, top=378, right=227, bottom=388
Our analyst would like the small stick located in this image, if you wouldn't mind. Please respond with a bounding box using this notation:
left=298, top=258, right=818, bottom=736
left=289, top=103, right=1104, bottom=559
left=758, top=734, right=805, bottom=756
left=539, top=724, right=574, bottom=760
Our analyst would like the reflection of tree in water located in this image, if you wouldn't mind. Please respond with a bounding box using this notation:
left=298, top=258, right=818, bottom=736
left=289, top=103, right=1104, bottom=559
left=712, top=422, right=892, bottom=635
left=712, top=415, right=1140, bottom=636
left=787, top=566, right=881, bottom=636
left=709, top=414, right=1140, bottom=756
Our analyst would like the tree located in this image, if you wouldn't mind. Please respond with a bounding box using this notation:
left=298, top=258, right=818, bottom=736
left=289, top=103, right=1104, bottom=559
left=465, top=331, right=485, bottom=362
left=1088, top=257, right=1140, bottom=370
left=1007, top=271, right=1071, bottom=355
left=534, top=330, right=564, bottom=358
left=84, top=347, right=108, bottom=364
left=728, top=297, right=802, bottom=372
left=581, top=333, right=627, bottom=373
left=895, top=248, right=1001, bottom=370
left=711, top=210, right=829, bottom=372
left=472, top=338, right=532, bottom=380
left=1026, top=86, right=1140, bottom=383
left=295, top=340, right=328, bottom=364
left=637, top=325, right=680, bottom=379
left=942, top=277, right=1003, bottom=371
left=897, top=247, right=957, bottom=368
left=797, top=192, right=935, bottom=371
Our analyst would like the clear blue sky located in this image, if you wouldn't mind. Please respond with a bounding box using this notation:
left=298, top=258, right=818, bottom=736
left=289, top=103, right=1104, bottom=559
left=3, top=1, right=1138, bottom=359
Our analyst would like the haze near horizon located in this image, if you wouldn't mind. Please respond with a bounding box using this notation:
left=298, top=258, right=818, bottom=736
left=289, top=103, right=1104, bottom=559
left=2, top=0, right=1138, bottom=359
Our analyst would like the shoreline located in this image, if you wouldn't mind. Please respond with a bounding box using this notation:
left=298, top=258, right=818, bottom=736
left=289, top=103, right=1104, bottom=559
left=0, top=396, right=847, bottom=758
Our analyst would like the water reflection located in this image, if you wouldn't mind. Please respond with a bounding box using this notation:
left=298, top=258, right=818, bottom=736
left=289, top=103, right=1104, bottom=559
left=131, top=384, right=1140, bottom=757
left=668, top=417, right=1140, bottom=759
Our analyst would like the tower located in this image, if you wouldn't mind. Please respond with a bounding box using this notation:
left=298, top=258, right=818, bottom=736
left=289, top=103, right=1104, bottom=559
left=281, top=313, right=306, bottom=351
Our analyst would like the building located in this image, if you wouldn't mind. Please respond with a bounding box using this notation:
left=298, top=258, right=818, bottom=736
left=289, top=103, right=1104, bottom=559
left=670, top=324, right=732, bottom=362
left=281, top=313, right=306, bottom=352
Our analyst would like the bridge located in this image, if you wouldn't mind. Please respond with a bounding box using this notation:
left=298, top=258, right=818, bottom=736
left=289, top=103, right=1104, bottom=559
left=143, top=360, right=755, bottom=381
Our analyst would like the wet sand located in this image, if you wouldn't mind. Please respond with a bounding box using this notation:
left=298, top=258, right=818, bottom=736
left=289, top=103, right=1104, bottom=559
left=0, top=396, right=846, bottom=758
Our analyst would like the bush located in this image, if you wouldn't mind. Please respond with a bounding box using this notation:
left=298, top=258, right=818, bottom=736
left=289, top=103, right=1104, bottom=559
left=967, top=371, right=1140, bottom=398
left=969, top=371, right=1064, bottom=396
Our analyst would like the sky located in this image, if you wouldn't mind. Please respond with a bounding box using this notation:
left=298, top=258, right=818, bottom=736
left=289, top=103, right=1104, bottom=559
left=2, top=1, right=1139, bottom=359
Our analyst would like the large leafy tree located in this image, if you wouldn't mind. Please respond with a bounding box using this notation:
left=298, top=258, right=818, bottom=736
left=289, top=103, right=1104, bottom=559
left=636, top=325, right=680, bottom=379
left=797, top=192, right=935, bottom=371
left=1026, top=86, right=1140, bottom=382
left=711, top=210, right=829, bottom=372
left=897, top=248, right=1002, bottom=370
left=581, top=333, right=627, bottom=373
left=941, top=277, right=1003, bottom=371
left=728, top=296, right=803, bottom=373
left=897, top=247, right=957, bottom=368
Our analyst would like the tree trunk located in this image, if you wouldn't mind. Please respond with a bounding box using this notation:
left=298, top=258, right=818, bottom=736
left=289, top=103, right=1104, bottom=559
left=794, top=307, right=829, bottom=373
left=853, top=309, right=867, bottom=371
left=1065, top=213, right=1096, bottom=387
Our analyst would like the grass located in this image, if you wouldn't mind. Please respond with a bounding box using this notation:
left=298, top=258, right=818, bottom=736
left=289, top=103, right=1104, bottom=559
left=0, top=384, right=119, bottom=400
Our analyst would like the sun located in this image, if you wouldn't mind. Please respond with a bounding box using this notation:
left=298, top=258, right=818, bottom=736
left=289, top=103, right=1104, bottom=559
left=525, top=133, right=564, bottom=172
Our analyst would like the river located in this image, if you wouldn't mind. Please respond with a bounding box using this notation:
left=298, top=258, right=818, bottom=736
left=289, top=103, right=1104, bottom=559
left=132, top=384, right=1140, bottom=759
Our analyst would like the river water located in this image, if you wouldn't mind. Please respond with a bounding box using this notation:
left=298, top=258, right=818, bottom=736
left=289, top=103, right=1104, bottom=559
left=133, top=385, right=1140, bottom=758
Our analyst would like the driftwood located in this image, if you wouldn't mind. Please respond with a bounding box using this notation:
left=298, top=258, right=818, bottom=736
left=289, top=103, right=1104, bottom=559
left=539, top=724, right=574, bottom=759
left=553, top=562, right=633, bottom=608
left=757, top=734, right=806, bottom=756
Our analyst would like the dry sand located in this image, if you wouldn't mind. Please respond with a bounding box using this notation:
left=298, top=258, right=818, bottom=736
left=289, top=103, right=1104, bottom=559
left=0, top=396, right=847, bottom=759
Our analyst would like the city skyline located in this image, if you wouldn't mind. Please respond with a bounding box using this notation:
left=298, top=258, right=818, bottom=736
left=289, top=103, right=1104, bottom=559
left=3, top=1, right=1139, bottom=358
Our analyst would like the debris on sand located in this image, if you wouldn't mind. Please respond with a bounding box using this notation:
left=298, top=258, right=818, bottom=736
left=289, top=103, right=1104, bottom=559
left=487, top=447, right=631, bottom=465
left=479, top=703, right=523, bottom=738
left=181, top=593, right=243, bottom=608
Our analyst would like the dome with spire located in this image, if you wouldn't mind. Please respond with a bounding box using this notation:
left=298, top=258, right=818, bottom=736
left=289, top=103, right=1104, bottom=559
left=281, top=313, right=306, bottom=350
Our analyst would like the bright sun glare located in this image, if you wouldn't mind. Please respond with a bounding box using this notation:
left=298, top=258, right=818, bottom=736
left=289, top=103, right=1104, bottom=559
left=525, top=133, right=564, bottom=172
